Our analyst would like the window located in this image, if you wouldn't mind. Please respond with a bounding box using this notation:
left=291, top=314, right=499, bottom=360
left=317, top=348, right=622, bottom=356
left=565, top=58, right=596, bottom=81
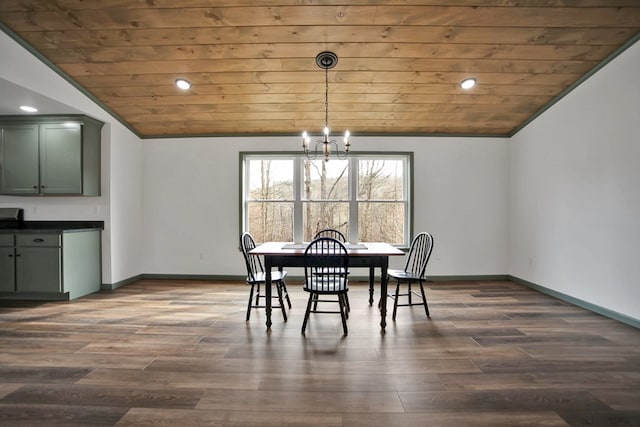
left=241, top=152, right=412, bottom=246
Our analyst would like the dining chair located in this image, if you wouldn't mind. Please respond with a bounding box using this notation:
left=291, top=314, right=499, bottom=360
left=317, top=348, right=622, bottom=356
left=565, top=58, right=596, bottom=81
left=302, top=237, right=350, bottom=336
left=313, top=228, right=350, bottom=312
left=387, top=232, right=434, bottom=321
left=240, top=232, right=291, bottom=322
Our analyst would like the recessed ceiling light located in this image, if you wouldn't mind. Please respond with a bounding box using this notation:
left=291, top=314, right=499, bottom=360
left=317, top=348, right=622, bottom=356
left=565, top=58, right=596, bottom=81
left=20, top=105, right=38, bottom=113
left=460, top=78, right=477, bottom=90
left=175, top=79, right=191, bottom=90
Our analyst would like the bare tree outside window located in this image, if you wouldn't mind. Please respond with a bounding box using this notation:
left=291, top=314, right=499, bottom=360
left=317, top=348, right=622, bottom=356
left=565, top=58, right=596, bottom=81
left=246, top=159, right=293, bottom=242
left=358, top=159, right=405, bottom=244
left=303, top=159, right=349, bottom=241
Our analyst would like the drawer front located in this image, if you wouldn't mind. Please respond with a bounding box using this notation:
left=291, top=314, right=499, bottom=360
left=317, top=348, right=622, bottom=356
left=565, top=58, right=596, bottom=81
left=0, top=234, right=14, bottom=246
left=16, top=234, right=61, bottom=247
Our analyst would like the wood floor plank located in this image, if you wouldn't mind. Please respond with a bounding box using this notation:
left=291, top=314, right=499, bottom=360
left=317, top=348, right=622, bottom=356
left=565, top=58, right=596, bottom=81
left=439, top=371, right=640, bottom=391
left=78, top=368, right=262, bottom=390
left=340, top=411, right=570, bottom=427
left=257, top=372, right=446, bottom=393
left=0, top=352, right=155, bottom=370
left=398, top=389, right=611, bottom=412
left=1, top=383, right=203, bottom=409
left=116, top=408, right=343, bottom=427
left=0, top=366, right=92, bottom=383
left=0, top=404, right=128, bottom=426
left=197, top=389, right=405, bottom=413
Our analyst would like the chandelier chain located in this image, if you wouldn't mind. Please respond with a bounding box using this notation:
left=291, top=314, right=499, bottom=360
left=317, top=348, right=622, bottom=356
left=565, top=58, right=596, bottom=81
left=325, top=65, right=329, bottom=127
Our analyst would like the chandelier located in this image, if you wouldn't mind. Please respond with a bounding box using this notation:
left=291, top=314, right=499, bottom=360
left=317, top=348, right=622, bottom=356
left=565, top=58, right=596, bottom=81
left=302, top=51, right=351, bottom=162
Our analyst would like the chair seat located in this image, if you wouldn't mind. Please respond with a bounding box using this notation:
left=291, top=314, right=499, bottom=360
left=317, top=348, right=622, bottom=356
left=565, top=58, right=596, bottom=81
left=304, top=277, right=348, bottom=293
left=387, top=269, right=421, bottom=280
left=247, top=270, right=287, bottom=284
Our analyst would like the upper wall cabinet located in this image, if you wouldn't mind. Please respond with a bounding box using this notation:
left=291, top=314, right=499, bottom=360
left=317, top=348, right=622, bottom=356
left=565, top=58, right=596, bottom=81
left=0, top=115, right=103, bottom=196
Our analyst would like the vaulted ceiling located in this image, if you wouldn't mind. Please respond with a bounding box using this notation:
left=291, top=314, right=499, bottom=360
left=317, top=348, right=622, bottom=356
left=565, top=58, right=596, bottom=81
left=1, top=1, right=639, bottom=138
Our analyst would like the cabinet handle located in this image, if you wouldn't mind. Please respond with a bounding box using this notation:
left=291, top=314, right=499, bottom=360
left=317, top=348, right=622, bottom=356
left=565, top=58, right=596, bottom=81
left=8, top=254, right=13, bottom=258
left=40, top=185, right=47, bottom=188
left=33, top=185, right=38, bottom=189
left=33, top=238, right=45, bottom=243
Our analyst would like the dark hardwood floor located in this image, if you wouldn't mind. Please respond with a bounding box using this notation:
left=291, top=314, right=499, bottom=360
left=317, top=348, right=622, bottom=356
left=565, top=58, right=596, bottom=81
left=0, top=279, right=639, bottom=426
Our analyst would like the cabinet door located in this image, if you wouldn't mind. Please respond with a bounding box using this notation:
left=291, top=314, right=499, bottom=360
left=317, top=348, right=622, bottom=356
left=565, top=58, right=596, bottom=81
left=39, top=123, right=82, bottom=195
left=15, top=247, right=61, bottom=293
left=0, top=247, right=16, bottom=292
left=0, top=124, right=40, bottom=194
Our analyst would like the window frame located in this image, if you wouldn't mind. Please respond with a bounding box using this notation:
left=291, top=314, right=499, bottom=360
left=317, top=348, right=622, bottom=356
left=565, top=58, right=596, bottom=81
left=240, top=151, right=413, bottom=247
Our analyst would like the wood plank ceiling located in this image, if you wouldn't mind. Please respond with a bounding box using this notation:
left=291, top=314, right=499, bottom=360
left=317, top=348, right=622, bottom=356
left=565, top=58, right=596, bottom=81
left=1, top=1, right=639, bottom=138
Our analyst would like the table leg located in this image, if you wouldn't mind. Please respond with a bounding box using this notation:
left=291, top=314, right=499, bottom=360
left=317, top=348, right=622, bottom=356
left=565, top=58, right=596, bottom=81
left=379, top=256, right=388, bottom=331
left=368, top=266, right=375, bottom=305
left=264, top=256, right=273, bottom=329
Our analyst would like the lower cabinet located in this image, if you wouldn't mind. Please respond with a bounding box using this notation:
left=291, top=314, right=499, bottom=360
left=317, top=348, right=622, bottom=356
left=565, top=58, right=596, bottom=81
left=0, top=230, right=101, bottom=300
left=15, top=234, right=61, bottom=293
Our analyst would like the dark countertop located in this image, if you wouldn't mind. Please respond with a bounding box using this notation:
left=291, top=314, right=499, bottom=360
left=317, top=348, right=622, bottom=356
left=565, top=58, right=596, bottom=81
left=0, top=221, right=104, bottom=233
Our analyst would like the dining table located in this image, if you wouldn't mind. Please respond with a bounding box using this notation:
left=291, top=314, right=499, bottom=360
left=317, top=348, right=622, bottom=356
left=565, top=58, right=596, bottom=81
left=249, top=241, right=404, bottom=332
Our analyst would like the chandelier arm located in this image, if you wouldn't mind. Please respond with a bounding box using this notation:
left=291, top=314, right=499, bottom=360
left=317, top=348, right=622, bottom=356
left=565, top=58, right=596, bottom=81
left=304, top=138, right=348, bottom=161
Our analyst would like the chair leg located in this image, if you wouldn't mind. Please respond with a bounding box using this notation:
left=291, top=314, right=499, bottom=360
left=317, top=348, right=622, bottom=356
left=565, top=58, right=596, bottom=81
left=281, top=281, right=292, bottom=309
left=302, top=292, right=314, bottom=335
left=341, top=293, right=349, bottom=319
left=339, top=293, right=348, bottom=336
left=419, top=281, right=430, bottom=318
left=255, top=283, right=261, bottom=306
left=246, top=284, right=255, bottom=321
left=276, top=282, right=287, bottom=322
left=392, top=280, right=400, bottom=321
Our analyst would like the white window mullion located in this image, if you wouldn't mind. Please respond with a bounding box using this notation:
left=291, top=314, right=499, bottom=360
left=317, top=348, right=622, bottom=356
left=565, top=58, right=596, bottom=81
left=293, top=157, right=303, bottom=242
left=348, top=157, right=358, bottom=243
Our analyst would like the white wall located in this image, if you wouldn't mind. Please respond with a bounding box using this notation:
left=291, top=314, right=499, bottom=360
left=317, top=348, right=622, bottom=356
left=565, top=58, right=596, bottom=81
left=0, top=30, right=144, bottom=285
left=106, top=124, right=144, bottom=284
left=509, top=41, right=640, bottom=320
left=141, top=135, right=509, bottom=277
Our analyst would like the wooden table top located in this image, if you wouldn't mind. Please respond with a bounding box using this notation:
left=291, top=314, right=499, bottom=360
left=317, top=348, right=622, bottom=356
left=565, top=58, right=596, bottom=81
left=250, top=241, right=404, bottom=257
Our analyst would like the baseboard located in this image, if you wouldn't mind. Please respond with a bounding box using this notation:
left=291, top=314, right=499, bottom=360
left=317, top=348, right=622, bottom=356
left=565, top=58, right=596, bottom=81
left=141, top=274, right=243, bottom=281
left=510, top=275, right=639, bottom=329
left=101, top=274, right=143, bottom=291
left=428, top=275, right=509, bottom=282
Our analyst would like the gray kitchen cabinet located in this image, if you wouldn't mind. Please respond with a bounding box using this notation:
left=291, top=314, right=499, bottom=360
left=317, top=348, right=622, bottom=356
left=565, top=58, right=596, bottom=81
left=0, top=229, right=101, bottom=300
left=15, top=234, right=61, bottom=293
left=0, top=115, right=103, bottom=196
left=0, top=124, right=39, bottom=194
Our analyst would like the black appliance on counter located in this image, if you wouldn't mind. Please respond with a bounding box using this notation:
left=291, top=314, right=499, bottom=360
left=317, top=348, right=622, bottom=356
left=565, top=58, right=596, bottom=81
left=0, top=208, right=25, bottom=229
